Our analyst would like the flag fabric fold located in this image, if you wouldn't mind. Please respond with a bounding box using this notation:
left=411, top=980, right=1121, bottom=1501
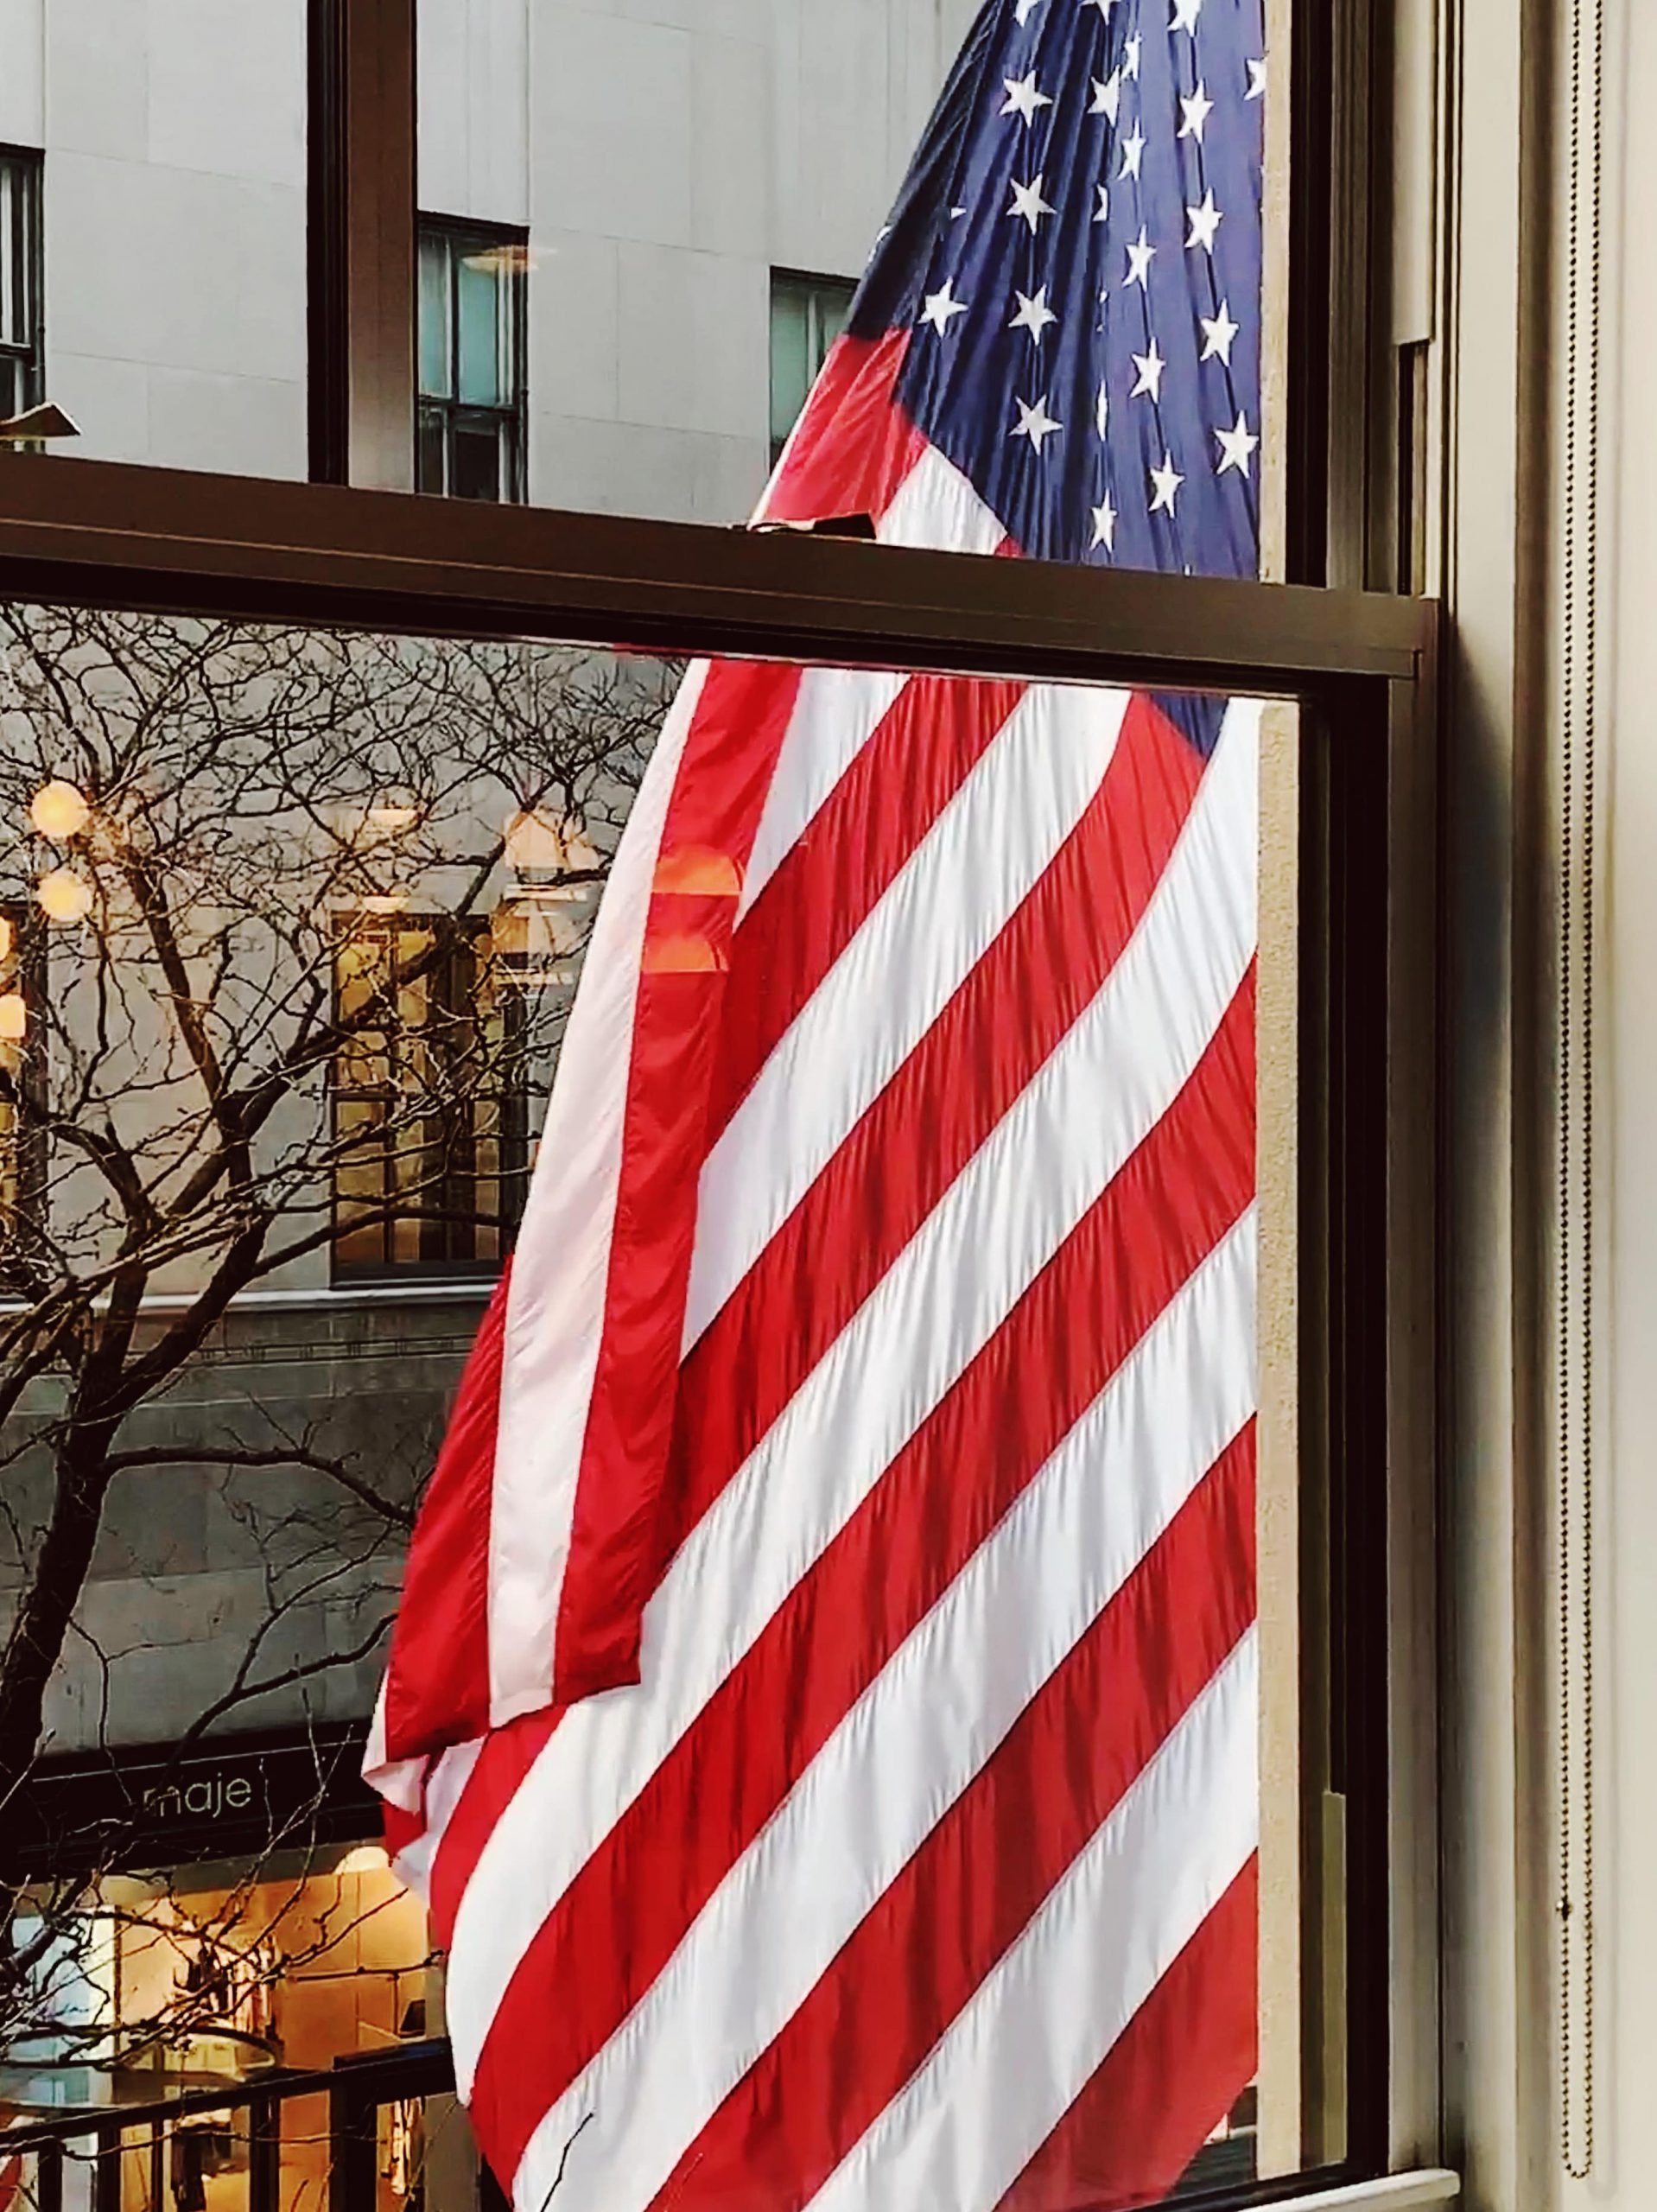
left=369, top=1, right=1267, bottom=2203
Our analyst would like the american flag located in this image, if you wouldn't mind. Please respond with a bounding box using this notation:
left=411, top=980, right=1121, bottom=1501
left=369, top=0, right=1266, bottom=2206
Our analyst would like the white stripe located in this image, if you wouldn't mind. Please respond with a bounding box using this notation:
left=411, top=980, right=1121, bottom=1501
left=391, top=1738, right=482, bottom=1897
left=509, top=1218, right=1258, bottom=2212
left=809, top=1630, right=1260, bottom=2212
left=485, top=661, right=710, bottom=1730
left=687, top=682, right=1132, bottom=1349
left=360, top=1681, right=422, bottom=1815
left=740, top=444, right=1004, bottom=922
left=444, top=697, right=1260, bottom=2090
left=739, top=667, right=908, bottom=921
left=875, top=442, right=1008, bottom=556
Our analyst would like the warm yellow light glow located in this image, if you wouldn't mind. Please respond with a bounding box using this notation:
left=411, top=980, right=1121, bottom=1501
left=338, top=1845, right=390, bottom=1876
left=36, top=868, right=93, bottom=924
left=0, top=994, right=24, bottom=1042
left=0, top=916, right=12, bottom=963
left=463, top=243, right=536, bottom=276
left=29, top=779, right=91, bottom=841
left=367, top=800, right=419, bottom=835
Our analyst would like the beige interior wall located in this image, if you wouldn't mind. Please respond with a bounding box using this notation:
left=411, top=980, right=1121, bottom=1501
left=1438, top=0, right=1652, bottom=2206
left=1436, top=0, right=1553, bottom=2189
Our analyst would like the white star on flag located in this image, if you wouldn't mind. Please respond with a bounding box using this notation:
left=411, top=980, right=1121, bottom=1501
left=1120, top=125, right=1146, bottom=180
left=1200, top=300, right=1241, bottom=364
left=1001, top=71, right=1053, bottom=125
left=1149, top=451, right=1185, bottom=513
left=1007, top=175, right=1056, bottom=232
left=1091, top=494, right=1118, bottom=551
left=1085, top=0, right=1117, bottom=15
left=1170, top=0, right=1203, bottom=30
left=1247, top=56, right=1268, bottom=99
left=919, top=281, right=969, bottom=335
left=1095, top=382, right=1110, bottom=438
left=1125, top=32, right=1143, bottom=76
left=1009, top=286, right=1057, bottom=340
left=1216, top=412, right=1260, bottom=477
left=1094, top=183, right=1112, bottom=224
left=1130, top=340, right=1166, bottom=401
left=1013, top=0, right=1044, bottom=22
left=1123, top=226, right=1156, bottom=289
left=1011, top=394, right=1063, bottom=451
left=1178, top=83, right=1215, bottom=142
left=1186, top=189, right=1223, bottom=251
left=1090, top=72, right=1121, bottom=123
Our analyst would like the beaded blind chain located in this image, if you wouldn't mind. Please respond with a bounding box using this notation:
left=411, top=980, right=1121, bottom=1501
left=1558, top=0, right=1603, bottom=2180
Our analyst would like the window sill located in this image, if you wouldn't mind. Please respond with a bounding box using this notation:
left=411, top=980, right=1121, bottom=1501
left=1285, top=2174, right=1458, bottom=2211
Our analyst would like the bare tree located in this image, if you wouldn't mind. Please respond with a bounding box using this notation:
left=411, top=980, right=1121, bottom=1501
left=0, top=604, right=671, bottom=2077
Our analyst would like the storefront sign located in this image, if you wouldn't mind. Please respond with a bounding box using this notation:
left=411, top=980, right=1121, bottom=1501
left=7, top=1725, right=379, bottom=1878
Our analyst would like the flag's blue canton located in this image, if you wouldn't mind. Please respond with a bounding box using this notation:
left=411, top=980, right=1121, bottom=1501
left=852, top=0, right=1265, bottom=584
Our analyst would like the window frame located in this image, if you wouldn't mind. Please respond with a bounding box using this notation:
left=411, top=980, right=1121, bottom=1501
left=415, top=213, right=529, bottom=505
left=0, top=0, right=1443, bottom=2192
left=0, top=444, right=1441, bottom=2208
left=0, top=145, right=44, bottom=425
left=768, top=268, right=857, bottom=468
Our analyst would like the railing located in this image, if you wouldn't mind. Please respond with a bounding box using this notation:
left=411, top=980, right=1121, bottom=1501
left=0, top=2039, right=505, bottom=2212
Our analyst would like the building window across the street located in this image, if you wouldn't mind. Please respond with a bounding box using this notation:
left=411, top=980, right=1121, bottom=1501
left=769, top=270, right=855, bottom=466
left=416, top=218, right=528, bottom=502
left=333, top=912, right=528, bottom=1279
left=0, top=148, right=43, bottom=422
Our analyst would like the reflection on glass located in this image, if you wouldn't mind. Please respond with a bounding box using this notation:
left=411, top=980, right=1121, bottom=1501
left=0, top=591, right=1330, bottom=2211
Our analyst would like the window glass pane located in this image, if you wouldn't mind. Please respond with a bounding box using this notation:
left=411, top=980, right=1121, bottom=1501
left=0, top=590, right=1345, bottom=2207
left=417, top=0, right=1281, bottom=571
left=418, top=232, right=453, bottom=400
left=768, top=278, right=812, bottom=456
left=0, top=151, right=42, bottom=415
left=454, top=248, right=503, bottom=408
left=417, top=403, right=448, bottom=495
left=450, top=418, right=505, bottom=502
left=0, top=162, right=20, bottom=347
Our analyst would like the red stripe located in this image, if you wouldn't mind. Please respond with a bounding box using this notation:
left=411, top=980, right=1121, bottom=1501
left=706, top=675, right=1026, bottom=1142
left=468, top=971, right=1256, bottom=2183
left=996, top=1859, right=1260, bottom=2212
left=380, top=1266, right=511, bottom=1764
left=666, top=692, right=1207, bottom=1554
left=759, top=330, right=926, bottom=529
left=551, top=658, right=805, bottom=1704
left=428, top=1703, right=558, bottom=1948
left=644, top=1432, right=1258, bottom=2212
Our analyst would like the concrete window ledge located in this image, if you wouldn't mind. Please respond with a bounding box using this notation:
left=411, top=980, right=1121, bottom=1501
left=1285, top=2175, right=1459, bottom=2210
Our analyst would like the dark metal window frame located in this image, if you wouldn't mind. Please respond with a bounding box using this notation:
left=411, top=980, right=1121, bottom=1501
left=0, top=445, right=1441, bottom=2210
left=0, top=144, right=44, bottom=423
left=416, top=213, right=530, bottom=504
